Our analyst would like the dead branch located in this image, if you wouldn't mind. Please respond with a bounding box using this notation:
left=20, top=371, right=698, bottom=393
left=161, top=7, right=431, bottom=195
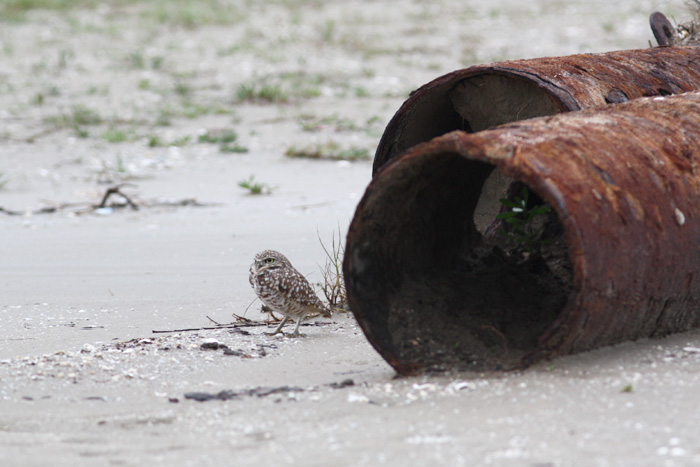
left=97, top=184, right=139, bottom=210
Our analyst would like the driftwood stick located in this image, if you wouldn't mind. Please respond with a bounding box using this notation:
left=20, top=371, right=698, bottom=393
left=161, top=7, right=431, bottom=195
left=152, top=320, right=332, bottom=334
left=152, top=323, right=270, bottom=334
left=97, top=184, right=139, bottom=210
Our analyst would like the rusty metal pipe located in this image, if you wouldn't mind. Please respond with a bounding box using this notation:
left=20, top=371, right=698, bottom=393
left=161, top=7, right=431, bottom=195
left=346, top=92, right=700, bottom=374
left=374, top=46, right=700, bottom=175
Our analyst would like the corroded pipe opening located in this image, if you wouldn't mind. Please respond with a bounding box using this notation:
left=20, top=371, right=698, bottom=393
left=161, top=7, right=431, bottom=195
left=347, top=92, right=700, bottom=375
left=346, top=152, right=572, bottom=372
left=374, top=46, right=700, bottom=175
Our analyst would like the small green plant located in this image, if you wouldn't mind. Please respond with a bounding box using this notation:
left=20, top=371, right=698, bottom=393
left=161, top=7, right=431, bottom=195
left=102, top=126, right=130, bottom=143
left=235, top=82, right=288, bottom=103
left=299, top=114, right=357, bottom=133
left=0, top=0, right=104, bottom=21
left=198, top=129, right=237, bottom=144
left=298, top=114, right=383, bottom=134
left=147, top=134, right=163, bottom=147
left=95, top=154, right=133, bottom=184
left=497, top=186, right=551, bottom=253
left=72, top=105, right=102, bottom=125
left=147, top=134, right=189, bottom=147
left=174, top=80, right=192, bottom=97
left=151, top=56, right=164, bottom=69
left=198, top=129, right=247, bottom=153
left=171, top=135, right=191, bottom=146
left=285, top=141, right=370, bottom=161
left=156, top=109, right=172, bottom=126
left=45, top=104, right=102, bottom=135
left=114, top=154, right=127, bottom=174
left=621, top=384, right=633, bottom=393
left=128, top=50, right=145, bottom=69
left=238, top=175, right=273, bottom=195
left=31, top=92, right=44, bottom=105
left=317, top=228, right=347, bottom=311
left=141, top=0, right=245, bottom=28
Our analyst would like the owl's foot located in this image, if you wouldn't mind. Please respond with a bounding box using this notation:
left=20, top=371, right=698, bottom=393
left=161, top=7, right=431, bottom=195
left=283, top=331, right=306, bottom=338
left=282, top=317, right=306, bottom=338
left=265, top=316, right=289, bottom=336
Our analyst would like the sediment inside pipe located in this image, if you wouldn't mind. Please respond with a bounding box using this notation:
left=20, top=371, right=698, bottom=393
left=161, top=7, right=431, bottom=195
left=365, top=152, right=572, bottom=372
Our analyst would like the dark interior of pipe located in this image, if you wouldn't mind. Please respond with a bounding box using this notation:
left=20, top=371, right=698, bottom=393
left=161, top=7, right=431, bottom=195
left=371, top=153, right=572, bottom=372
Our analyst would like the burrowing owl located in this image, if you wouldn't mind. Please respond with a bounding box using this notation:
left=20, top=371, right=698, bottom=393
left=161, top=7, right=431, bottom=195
left=249, top=250, right=332, bottom=337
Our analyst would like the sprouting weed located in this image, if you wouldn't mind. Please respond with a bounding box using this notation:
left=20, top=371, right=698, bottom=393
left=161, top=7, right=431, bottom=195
left=317, top=227, right=347, bottom=311
left=497, top=186, right=552, bottom=253
left=237, top=175, right=273, bottom=195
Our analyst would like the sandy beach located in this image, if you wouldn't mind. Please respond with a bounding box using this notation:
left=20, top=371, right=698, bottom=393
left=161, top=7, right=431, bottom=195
left=2, top=1, right=700, bottom=465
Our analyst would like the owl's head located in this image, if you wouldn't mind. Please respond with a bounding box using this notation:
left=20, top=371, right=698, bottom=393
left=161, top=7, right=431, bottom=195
left=251, top=250, right=291, bottom=274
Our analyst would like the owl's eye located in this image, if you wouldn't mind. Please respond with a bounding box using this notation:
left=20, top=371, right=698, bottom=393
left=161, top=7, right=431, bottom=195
left=265, top=258, right=275, bottom=264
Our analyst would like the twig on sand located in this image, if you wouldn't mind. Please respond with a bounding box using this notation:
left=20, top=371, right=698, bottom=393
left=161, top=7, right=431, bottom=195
left=152, top=323, right=268, bottom=334
left=154, top=313, right=277, bottom=333
left=0, top=183, right=221, bottom=217
left=152, top=314, right=332, bottom=334
left=97, top=184, right=139, bottom=210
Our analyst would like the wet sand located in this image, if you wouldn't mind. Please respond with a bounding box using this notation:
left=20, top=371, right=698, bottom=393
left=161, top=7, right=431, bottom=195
left=2, top=1, right=700, bottom=465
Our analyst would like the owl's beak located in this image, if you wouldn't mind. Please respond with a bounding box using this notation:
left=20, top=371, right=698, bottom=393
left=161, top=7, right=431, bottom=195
left=250, top=261, right=263, bottom=274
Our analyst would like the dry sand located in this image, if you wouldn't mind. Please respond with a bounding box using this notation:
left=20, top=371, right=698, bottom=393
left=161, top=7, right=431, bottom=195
left=2, top=1, right=700, bottom=465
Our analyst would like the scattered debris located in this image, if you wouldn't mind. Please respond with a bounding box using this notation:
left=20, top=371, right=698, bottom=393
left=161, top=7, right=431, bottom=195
left=184, top=379, right=356, bottom=402
left=199, top=339, right=271, bottom=358
left=185, top=386, right=305, bottom=402
left=0, top=184, right=220, bottom=217
left=328, top=378, right=355, bottom=389
left=199, top=339, right=226, bottom=351
left=153, top=318, right=332, bottom=334
left=650, top=3, right=700, bottom=47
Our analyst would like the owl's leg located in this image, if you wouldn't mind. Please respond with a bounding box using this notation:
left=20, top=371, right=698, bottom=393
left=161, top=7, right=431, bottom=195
left=265, top=316, right=289, bottom=336
left=285, top=316, right=305, bottom=338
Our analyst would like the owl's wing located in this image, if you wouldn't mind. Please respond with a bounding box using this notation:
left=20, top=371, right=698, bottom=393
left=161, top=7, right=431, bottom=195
left=278, top=269, right=332, bottom=317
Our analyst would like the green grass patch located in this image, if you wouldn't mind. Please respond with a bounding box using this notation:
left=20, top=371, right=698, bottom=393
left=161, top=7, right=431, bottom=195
left=285, top=141, right=370, bottom=161
left=298, top=113, right=382, bottom=134
left=147, top=134, right=190, bottom=147
left=45, top=104, right=102, bottom=136
left=102, top=126, right=130, bottom=143
left=140, top=0, right=246, bottom=28
left=70, top=105, right=102, bottom=126
left=235, top=82, right=288, bottom=103
left=238, top=175, right=273, bottom=195
left=198, top=129, right=248, bottom=153
left=0, top=0, right=108, bottom=21
left=0, top=0, right=244, bottom=27
left=235, top=72, right=342, bottom=104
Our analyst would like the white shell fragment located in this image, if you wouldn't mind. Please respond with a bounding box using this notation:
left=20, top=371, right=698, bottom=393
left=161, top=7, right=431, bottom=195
left=674, top=208, right=685, bottom=226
